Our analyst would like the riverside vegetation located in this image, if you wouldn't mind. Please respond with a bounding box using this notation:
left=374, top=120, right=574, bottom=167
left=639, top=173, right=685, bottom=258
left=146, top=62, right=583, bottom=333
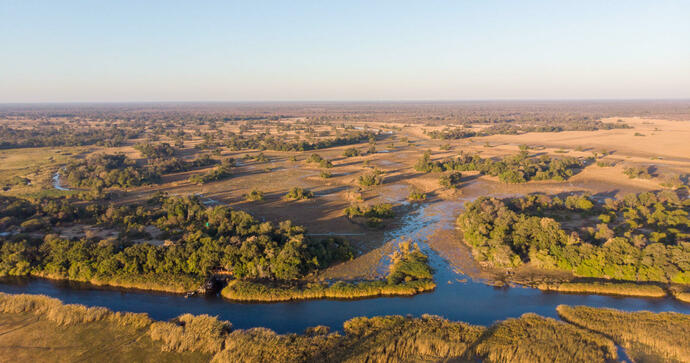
left=220, top=242, right=435, bottom=302
left=457, top=190, right=690, bottom=297
left=3, top=292, right=689, bottom=362
left=0, top=193, right=353, bottom=292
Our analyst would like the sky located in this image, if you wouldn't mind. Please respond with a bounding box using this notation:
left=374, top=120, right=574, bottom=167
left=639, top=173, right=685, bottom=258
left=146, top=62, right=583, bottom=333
left=1, top=0, right=689, bottom=102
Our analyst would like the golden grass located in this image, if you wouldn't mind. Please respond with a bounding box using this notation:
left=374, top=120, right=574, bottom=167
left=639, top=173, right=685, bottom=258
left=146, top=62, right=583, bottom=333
left=220, top=279, right=435, bottom=302
left=538, top=281, right=667, bottom=298
left=3, top=292, right=688, bottom=363
left=33, top=272, right=200, bottom=294
left=474, top=313, right=618, bottom=363
left=149, top=314, right=231, bottom=354
left=557, top=305, right=690, bottom=363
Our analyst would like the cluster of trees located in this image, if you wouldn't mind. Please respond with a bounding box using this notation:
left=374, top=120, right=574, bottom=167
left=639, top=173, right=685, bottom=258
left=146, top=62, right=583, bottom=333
left=134, top=142, right=177, bottom=159
left=306, top=153, right=333, bottom=168
left=344, top=203, right=394, bottom=227
left=415, top=150, right=584, bottom=183
left=221, top=242, right=434, bottom=302
left=284, top=187, right=314, bottom=200
left=457, top=191, right=690, bottom=284
left=63, top=153, right=159, bottom=189
left=188, top=158, right=235, bottom=185
left=425, top=120, right=630, bottom=139
left=0, top=125, right=139, bottom=149
left=152, top=154, right=218, bottom=174
left=624, top=165, right=653, bottom=179
left=222, top=131, right=375, bottom=152
left=0, top=194, right=354, bottom=287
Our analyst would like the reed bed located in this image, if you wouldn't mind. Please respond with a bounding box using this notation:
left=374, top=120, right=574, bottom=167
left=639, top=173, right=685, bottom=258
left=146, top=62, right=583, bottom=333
left=557, top=305, right=690, bottom=363
left=475, top=313, right=618, bottom=363
left=220, top=279, right=436, bottom=302
left=538, top=281, right=667, bottom=298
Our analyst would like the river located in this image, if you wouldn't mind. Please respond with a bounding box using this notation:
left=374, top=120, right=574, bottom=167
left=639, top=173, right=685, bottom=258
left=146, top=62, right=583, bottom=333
left=4, top=178, right=689, bottom=333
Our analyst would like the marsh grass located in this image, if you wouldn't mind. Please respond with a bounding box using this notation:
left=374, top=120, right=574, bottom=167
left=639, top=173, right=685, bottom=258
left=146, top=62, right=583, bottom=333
left=149, top=313, right=231, bottom=354
left=538, top=281, right=667, bottom=298
left=475, top=313, right=618, bottom=363
left=0, top=292, right=152, bottom=328
left=557, top=305, right=690, bottom=363
left=221, top=279, right=435, bottom=302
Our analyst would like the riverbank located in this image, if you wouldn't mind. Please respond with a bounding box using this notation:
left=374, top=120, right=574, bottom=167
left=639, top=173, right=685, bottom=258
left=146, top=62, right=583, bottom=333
left=538, top=281, right=667, bottom=298
left=23, top=272, right=201, bottom=294
left=3, top=291, right=690, bottom=362
left=221, top=278, right=435, bottom=302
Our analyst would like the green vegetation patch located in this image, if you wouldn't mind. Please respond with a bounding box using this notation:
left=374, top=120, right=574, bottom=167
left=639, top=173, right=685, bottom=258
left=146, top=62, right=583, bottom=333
left=457, top=191, right=690, bottom=285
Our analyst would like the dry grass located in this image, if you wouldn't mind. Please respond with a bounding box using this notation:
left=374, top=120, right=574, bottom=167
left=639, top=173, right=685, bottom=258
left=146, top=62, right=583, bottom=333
left=538, top=281, right=667, bottom=298
left=149, top=314, right=231, bottom=354
left=558, top=305, right=690, bottom=363
left=474, top=313, right=617, bottom=363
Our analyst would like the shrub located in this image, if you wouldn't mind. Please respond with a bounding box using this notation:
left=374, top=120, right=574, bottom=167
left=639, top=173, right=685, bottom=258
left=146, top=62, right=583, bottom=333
left=358, top=169, right=384, bottom=186
left=246, top=189, right=264, bottom=201
left=343, top=147, right=360, bottom=157
left=284, top=187, right=314, bottom=200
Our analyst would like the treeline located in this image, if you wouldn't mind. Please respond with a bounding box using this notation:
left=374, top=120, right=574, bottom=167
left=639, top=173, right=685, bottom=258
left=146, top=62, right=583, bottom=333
left=222, top=131, right=375, bottom=152
left=15, top=293, right=690, bottom=362
left=457, top=191, right=690, bottom=284
left=0, top=194, right=353, bottom=291
left=0, top=125, right=139, bottom=149
left=426, top=119, right=631, bottom=139
left=415, top=150, right=584, bottom=183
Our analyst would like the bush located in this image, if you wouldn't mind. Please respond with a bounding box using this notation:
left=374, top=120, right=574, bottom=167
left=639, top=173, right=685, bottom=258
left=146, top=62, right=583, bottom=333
left=320, top=170, right=332, bottom=179
left=245, top=189, right=264, bottom=201
left=358, top=169, right=384, bottom=186
left=439, top=171, right=462, bottom=189
left=284, top=187, right=314, bottom=200
left=343, top=147, right=360, bottom=157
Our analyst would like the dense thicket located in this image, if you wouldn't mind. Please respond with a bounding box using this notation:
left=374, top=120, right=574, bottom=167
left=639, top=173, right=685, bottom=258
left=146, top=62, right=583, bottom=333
left=63, top=153, right=159, bottom=189
left=457, top=191, right=690, bottom=284
left=415, top=150, right=584, bottom=183
left=0, top=194, right=353, bottom=289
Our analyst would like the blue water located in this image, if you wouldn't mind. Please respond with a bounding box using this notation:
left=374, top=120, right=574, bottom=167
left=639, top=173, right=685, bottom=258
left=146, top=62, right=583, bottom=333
left=1, top=248, right=688, bottom=334
left=2, top=196, right=688, bottom=334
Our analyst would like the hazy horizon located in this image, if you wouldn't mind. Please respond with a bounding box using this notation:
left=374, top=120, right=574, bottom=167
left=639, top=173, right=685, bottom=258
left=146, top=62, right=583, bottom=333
left=2, top=1, right=689, bottom=102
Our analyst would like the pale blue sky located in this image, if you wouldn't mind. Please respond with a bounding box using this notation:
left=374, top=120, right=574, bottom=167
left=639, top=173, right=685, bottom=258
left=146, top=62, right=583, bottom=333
left=1, top=1, right=689, bottom=102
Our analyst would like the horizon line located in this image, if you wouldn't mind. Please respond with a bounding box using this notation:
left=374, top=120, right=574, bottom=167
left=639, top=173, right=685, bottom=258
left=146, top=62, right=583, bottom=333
left=1, top=97, right=690, bottom=106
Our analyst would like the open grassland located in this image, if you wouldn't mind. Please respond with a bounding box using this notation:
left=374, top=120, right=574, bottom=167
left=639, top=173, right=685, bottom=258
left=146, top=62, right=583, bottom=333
left=0, top=147, right=79, bottom=198
left=558, top=305, right=690, bottom=363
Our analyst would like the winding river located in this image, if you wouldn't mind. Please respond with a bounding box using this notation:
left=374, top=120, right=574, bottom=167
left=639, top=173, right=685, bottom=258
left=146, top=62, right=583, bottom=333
left=2, top=188, right=690, bottom=334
